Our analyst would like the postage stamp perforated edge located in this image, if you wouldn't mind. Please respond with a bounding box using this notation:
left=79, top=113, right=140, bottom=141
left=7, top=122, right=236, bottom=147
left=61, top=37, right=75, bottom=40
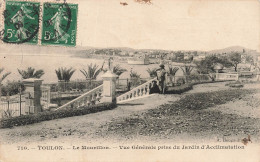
left=40, top=1, right=78, bottom=47
left=0, top=0, right=78, bottom=47
left=0, top=0, right=41, bottom=45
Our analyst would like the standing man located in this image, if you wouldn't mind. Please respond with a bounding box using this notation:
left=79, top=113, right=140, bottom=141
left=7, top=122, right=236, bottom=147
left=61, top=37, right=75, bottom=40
left=156, top=64, right=166, bottom=94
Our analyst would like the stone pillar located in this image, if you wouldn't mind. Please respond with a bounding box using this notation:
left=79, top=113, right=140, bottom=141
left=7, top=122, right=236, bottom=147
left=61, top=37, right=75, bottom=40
left=101, top=71, right=118, bottom=104
left=23, top=78, right=43, bottom=114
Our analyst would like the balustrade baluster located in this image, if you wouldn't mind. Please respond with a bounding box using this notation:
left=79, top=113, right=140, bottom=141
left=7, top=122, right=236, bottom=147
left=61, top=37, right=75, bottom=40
left=141, top=88, right=144, bottom=96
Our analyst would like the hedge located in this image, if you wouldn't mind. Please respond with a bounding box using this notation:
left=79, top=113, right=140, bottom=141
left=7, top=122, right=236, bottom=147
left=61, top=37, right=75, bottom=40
left=0, top=102, right=116, bottom=129
left=166, top=84, right=193, bottom=94
left=166, top=80, right=226, bottom=94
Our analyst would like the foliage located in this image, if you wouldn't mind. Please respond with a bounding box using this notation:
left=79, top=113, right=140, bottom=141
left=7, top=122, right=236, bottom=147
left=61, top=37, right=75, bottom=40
left=130, top=70, right=141, bottom=78
left=166, top=84, right=193, bottom=94
left=228, top=52, right=241, bottom=72
left=194, top=56, right=220, bottom=74
left=194, top=55, right=233, bottom=81
left=103, top=64, right=127, bottom=76
left=55, top=67, right=76, bottom=82
left=1, top=80, right=25, bottom=96
left=80, top=63, right=102, bottom=80
left=1, top=109, right=15, bottom=119
left=0, top=103, right=116, bottom=128
left=17, top=67, right=44, bottom=79
left=167, top=65, right=179, bottom=76
left=0, top=68, right=11, bottom=84
left=0, top=68, right=11, bottom=98
left=103, top=89, right=254, bottom=138
left=130, top=70, right=141, bottom=87
left=180, top=65, right=194, bottom=76
left=245, top=55, right=254, bottom=65
left=176, top=77, right=186, bottom=85
left=186, top=74, right=210, bottom=83
left=146, top=68, right=157, bottom=77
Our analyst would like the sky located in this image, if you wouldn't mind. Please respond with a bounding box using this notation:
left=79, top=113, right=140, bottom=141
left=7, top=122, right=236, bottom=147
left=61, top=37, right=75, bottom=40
left=75, top=0, right=260, bottom=51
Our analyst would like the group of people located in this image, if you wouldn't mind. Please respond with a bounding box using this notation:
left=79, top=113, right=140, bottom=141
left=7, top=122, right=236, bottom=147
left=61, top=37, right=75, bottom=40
left=150, top=64, right=166, bottom=94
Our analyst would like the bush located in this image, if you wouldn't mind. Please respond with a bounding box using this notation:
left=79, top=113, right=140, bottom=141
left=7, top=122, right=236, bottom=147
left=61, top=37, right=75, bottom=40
left=176, top=77, right=186, bottom=85
left=0, top=102, right=116, bottom=128
left=166, top=84, right=193, bottom=94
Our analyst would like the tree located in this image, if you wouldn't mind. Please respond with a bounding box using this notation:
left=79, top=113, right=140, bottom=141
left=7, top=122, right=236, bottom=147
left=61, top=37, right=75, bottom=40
left=228, top=52, right=241, bottom=72
left=194, top=55, right=226, bottom=81
left=167, top=65, right=179, bottom=85
left=103, top=64, right=127, bottom=76
left=180, top=65, right=194, bottom=83
left=0, top=68, right=11, bottom=84
left=80, top=63, right=102, bottom=80
left=17, top=67, right=44, bottom=79
left=55, top=67, right=76, bottom=82
left=195, top=55, right=224, bottom=74
left=0, top=68, right=11, bottom=98
left=180, top=65, right=194, bottom=75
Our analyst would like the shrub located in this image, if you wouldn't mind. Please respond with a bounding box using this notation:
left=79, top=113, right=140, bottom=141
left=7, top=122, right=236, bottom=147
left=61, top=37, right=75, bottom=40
left=146, top=68, right=157, bottom=77
left=0, top=102, right=116, bottom=128
left=176, top=77, right=186, bottom=85
left=166, top=84, right=193, bottom=94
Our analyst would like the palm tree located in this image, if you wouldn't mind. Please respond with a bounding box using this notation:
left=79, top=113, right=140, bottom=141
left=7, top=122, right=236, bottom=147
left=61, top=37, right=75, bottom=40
left=130, top=70, right=141, bottom=87
left=180, top=65, right=194, bottom=83
left=146, top=68, right=157, bottom=78
left=0, top=68, right=11, bottom=99
left=17, top=67, right=44, bottom=79
left=80, top=63, right=102, bottom=80
left=55, top=67, right=76, bottom=82
left=55, top=67, right=76, bottom=92
left=167, top=65, right=179, bottom=86
left=103, top=64, right=127, bottom=76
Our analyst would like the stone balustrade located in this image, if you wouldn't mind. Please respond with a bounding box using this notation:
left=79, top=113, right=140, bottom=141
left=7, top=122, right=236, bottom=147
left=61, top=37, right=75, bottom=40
left=216, top=73, right=239, bottom=81
left=117, top=77, right=157, bottom=103
left=55, top=84, right=103, bottom=110
left=41, top=85, right=51, bottom=110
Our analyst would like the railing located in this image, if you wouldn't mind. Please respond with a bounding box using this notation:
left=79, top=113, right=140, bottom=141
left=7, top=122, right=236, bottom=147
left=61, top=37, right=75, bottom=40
left=216, top=73, right=239, bottom=81
left=0, top=100, right=26, bottom=118
left=116, top=77, right=157, bottom=103
left=55, top=84, right=103, bottom=110
left=43, top=80, right=103, bottom=93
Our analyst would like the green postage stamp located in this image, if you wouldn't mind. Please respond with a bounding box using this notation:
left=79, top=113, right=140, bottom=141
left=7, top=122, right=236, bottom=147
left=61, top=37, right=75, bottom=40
left=41, top=3, right=78, bottom=46
left=2, top=1, right=78, bottom=46
left=3, top=1, right=40, bottom=44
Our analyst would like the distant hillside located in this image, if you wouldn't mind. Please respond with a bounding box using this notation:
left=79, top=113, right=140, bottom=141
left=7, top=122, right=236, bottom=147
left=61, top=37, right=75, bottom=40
left=208, top=46, right=259, bottom=55
left=0, top=44, right=259, bottom=56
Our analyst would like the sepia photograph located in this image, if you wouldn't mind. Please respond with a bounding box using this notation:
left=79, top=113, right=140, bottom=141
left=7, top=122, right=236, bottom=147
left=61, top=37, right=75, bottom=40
left=0, top=0, right=259, bottom=161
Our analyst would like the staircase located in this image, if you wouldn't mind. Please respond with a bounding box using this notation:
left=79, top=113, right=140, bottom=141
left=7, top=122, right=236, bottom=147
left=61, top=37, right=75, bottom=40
left=55, top=84, right=103, bottom=110
left=116, top=77, right=157, bottom=103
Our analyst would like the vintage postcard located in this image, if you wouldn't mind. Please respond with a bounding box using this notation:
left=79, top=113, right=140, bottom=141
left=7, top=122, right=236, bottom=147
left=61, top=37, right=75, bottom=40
left=0, top=0, right=260, bottom=161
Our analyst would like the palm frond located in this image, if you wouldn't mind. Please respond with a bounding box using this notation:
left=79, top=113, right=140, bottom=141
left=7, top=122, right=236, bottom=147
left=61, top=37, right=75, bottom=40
left=17, top=67, right=44, bottom=79
left=0, top=70, right=11, bottom=83
left=81, top=64, right=102, bottom=80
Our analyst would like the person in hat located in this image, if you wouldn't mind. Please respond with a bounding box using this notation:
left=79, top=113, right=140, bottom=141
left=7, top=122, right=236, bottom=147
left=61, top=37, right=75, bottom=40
left=149, top=80, right=160, bottom=94
left=156, top=64, right=166, bottom=94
